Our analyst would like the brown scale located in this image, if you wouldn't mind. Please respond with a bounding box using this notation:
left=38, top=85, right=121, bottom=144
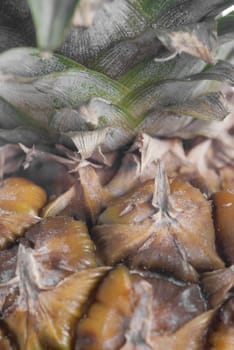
left=93, top=163, right=224, bottom=282
left=213, top=191, right=234, bottom=265
left=23, top=216, right=98, bottom=286
left=0, top=177, right=47, bottom=249
left=76, top=265, right=212, bottom=350
left=0, top=328, right=13, bottom=350
left=201, top=266, right=234, bottom=309
left=0, top=244, right=108, bottom=350
left=207, top=298, right=234, bottom=350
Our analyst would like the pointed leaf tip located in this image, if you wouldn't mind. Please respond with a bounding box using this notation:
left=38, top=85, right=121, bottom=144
left=152, top=161, right=170, bottom=217
left=27, top=0, right=80, bottom=51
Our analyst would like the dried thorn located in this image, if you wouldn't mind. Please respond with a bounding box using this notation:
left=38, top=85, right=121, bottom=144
left=154, top=51, right=178, bottom=62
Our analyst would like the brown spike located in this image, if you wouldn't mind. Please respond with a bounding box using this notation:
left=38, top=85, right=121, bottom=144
left=4, top=244, right=108, bottom=350
left=152, top=161, right=171, bottom=219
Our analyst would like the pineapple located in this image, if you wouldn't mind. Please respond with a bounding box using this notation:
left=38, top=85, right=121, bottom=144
left=0, top=0, right=234, bottom=349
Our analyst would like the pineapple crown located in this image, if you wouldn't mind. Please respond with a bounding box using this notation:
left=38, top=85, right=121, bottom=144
left=0, top=0, right=233, bottom=158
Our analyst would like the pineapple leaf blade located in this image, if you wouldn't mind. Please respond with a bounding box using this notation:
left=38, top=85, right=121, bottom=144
left=27, top=0, right=80, bottom=51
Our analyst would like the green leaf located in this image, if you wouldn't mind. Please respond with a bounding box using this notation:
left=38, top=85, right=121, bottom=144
left=1, top=0, right=234, bottom=79
left=119, top=54, right=206, bottom=90
left=27, top=0, right=80, bottom=51
left=0, top=84, right=55, bottom=132
left=1, top=47, right=234, bottom=153
left=49, top=97, right=138, bottom=131
left=60, top=0, right=233, bottom=77
left=191, top=60, right=234, bottom=85
left=137, top=92, right=229, bottom=138
left=0, top=49, right=130, bottom=129
left=0, top=0, right=35, bottom=52
left=0, top=97, right=25, bottom=128
left=218, top=12, right=234, bottom=43
left=60, top=0, right=176, bottom=66
left=120, top=60, right=234, bottom=118
left=0, top=48, right=80, bottom=77
left=57, top=98, right=138, bottom=157
left=161, top=92, right=228, bottom=121
left=0, top=49, right=138, bottom=152
left=0, top=127, right=52, bottom=146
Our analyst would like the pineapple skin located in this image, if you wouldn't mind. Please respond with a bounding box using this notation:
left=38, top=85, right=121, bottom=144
left=0, top=0, right=234, bottom=349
